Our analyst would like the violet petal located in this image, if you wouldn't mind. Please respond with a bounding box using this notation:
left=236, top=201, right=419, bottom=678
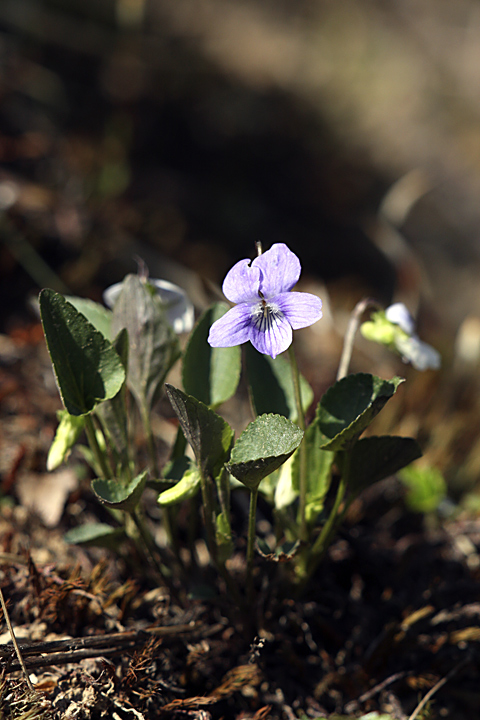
left=208, top=303, right=253, bottom=347
left=254, top=243, right=301, bottom=298
left=275, top=292, right=323, bottom=330
left=222, top=259, right=261, bottom=304
left=250, top=311, right=293, bottom=359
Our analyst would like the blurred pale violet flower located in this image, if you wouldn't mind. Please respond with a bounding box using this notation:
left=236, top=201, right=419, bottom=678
left=385, top=302, right=441, bottom=371
left=385, top=302, right=415, bottom=336
left=104, top=278, right=194, bottom=334
left=208, top=243, right=322, bottom=359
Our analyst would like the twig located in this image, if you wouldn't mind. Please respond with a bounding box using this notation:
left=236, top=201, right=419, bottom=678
left=344, top=670, right=411, bottom=713
left=407, top=657, right=469, bottom=720
left=337, top=298, right=381, bottom=380
left=0, top=623, right=203, bottom=674
left=0, top=587, right=35, bottom=691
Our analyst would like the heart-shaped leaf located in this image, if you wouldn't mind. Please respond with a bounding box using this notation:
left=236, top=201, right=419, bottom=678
left=182, top=303, right=241, bottom=407
left=346, top=435, right=422, bottom=494
left=315, top=373, right=404, bottom=451
left=245, top=344, right=314, bottom=422
left=39, top=289, right=125, bottom=416
left=92, top=470, right=148, bottom=512
left=165, top=384, right=234, bottom=477
left=227, top=414, right=304, bottom=491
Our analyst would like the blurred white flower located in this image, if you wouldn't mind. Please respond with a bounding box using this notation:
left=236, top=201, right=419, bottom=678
left=361, top=302, right=441, bottom=371
left=395, top=333, right=441, bottom=371
left=104, top=278, right=195, bottom=334
left=385, top=302, right=415, bottom=336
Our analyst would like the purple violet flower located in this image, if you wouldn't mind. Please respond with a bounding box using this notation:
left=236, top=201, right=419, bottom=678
left=208, top=243, right=323, bottom=358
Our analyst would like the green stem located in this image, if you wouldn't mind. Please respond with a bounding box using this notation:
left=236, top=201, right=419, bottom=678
left=304, top=452, right=350, bottom=584
left=140, top=404, right=181, bottom=560
left=84, top=414, right=112, bottom=479
left=246, top=487, right=259, bottom=601
left=130, top=508, right=175, bottom=591
left=288, top=343, right=308, bottom=542
left=199, top=470, right=218, bottom=565
left=141, top=406, right=160, bottom=478
left=310, top=475, right=347, bottom=561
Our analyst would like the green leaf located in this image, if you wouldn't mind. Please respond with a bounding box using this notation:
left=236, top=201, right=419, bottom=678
left=65, top=296, right=112, bottom=339
left=292, top=420, right=335, bottom=524
left=360, top=311, right=399, bottom=348
left=399, top=463, right=446, bottom=513
left=64, top=522, right=124, bottom=548
left=91, top=470, right=148, bottom=512
left=346, top=436, right=422, bottom=495
left=47, top=410, right=85, bottom=471
left=157, top=464, right=201, bottom=506
left=39, top=289, right=125, bottom=416
left=245, top=344, right=314, bottom=422
left=272, top=455, right=297, bottom=508
left=315, top=373, right=404, bottom=451
left=182, top=302, right=241, bottom=407
left=227, top=414, right=304, bottom=491
left=165, top=384, right=234, bottom=477
left=95, top=330, right=129, bottom=472
left=111, top=275, right=180, bottom=414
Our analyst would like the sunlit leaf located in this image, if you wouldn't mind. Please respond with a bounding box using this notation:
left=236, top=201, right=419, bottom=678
left=227, top=414, right=304, bottom=491
left=39, top=289, right=125, bottom=416
left=165, top=384, right=234, bottom=477
left=182, top=302, right=241, bottom=407
left=92, top=470, right=148, bottom=512
left=315, top=373, right=404, bottom=451
left=47, top=410, right=85, bottom=471
left=157, top=464, right=201, bottom=506
left=65, top=296, right=112, bottom=339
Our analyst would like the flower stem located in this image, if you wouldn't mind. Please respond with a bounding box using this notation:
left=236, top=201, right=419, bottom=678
left=288, top=343, right=308, bottom=542
left=141, top=406, right=160, bottom=478
left=141, top=405, right=181, bottom=560
left=129, top=508, right=179, bottom=598
left=303, top=452, right=350, bottom=586
left=246, top=487, right=259, bottom=602
left=84, top=414, right=112, bottom=479
left=199, top=470, right=218, bottom=565
left=336, top=298, right=381, bottom=380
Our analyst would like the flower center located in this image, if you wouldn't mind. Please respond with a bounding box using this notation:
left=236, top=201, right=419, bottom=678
left=252, top=296, right=284, bottom=333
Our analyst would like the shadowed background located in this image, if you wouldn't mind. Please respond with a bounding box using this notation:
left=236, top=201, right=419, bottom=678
left=2, top=0, right=480, bottom=498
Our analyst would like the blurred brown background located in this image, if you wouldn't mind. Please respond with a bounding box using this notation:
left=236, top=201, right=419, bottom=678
left=2, top=0, right=480, bottom=499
